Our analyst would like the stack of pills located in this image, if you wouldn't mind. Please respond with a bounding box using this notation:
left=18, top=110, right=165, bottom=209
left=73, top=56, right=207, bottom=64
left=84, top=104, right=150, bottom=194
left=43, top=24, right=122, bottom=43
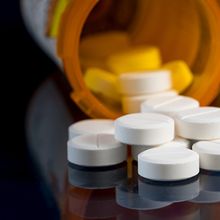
left=67, top=33, right=220, bottom=182
left=81, top=31, right=193, bottom=110
left=67, top=105, right=220, bottom=182
left=68, top=119, right=127, bottom=167
left=115, top=105, right=220, bottom=181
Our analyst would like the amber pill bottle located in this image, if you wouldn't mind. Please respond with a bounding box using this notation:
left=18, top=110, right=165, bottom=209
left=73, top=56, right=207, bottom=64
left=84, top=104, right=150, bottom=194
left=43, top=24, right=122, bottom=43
left=22, top=0, right=220, bottom=119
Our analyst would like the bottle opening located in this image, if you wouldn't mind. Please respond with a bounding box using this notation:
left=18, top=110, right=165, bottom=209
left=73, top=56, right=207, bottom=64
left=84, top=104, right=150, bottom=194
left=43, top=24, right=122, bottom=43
left=59, top=0, right=220, bottom=118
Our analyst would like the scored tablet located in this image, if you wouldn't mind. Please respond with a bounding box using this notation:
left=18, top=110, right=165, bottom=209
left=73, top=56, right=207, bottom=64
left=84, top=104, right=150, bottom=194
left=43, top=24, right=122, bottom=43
left=122, top=90, right=177, bottom=114
left=68, top=119, right=115, bottom=139
left=141, top=95, right=199, bottom=116
left=115, top=113, right=174, bottom=146
left=68, top=134, right=127, bottom=167
left=131, top=137, right=191, bottom=161
left=175, top=107, right=220, bottom=140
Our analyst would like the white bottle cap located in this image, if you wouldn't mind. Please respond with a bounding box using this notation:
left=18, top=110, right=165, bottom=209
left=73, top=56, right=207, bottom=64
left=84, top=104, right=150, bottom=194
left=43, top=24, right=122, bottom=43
left=138, top=147, right=199, bottom=181
left=132, top=137, right=191, bottom=161
left=118, top=70, right=171, bottom=95
left=68, top=119, right=114, bottom=139
left=115, top=113, right=174, bottom=146
left=192, top=141, right=220, bottom=171
left=67, top=134, right=127, bottom=167
left=141, top=95, right=199, bottom=116
left=122, top=90, right=177, bottom=114
left=175, top=107, right=220, bottom=140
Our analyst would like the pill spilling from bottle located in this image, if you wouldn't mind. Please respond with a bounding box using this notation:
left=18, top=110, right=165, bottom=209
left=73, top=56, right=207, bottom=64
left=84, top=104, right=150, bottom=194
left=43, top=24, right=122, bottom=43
left=81, top=32, right=194, bottom=115
left=67, top=103, right=220, bottom=181
left=67, top=32, right=220, bottom=182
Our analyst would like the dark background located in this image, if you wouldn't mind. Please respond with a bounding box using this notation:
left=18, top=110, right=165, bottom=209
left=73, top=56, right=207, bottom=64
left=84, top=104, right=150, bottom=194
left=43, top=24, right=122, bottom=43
left=1, top=1, right=59, bottom=219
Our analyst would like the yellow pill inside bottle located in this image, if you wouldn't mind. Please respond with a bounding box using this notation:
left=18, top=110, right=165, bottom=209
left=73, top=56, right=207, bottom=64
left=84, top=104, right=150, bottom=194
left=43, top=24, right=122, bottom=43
left=57, top=0, right=220, bottom=119
left=163, top=60, right=193, bottom=93
left=84, top=67, right=121, bottom=103
left=106, top=46, right=161, bottom=74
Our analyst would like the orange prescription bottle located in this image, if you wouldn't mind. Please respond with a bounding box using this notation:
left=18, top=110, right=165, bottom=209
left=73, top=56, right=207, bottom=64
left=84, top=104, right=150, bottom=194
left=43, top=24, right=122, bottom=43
left=21, top=0, right=220, bottom=119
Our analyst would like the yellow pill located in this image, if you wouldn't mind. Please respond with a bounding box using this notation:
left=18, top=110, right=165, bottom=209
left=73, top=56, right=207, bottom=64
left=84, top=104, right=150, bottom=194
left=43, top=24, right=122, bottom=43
left=84, top=68, right=121, bottom=102
left=79, top=31, right=131, bottom=59
left=163, top=60, right=193, bottom=93
left=106, top=46, right=161, bottom=74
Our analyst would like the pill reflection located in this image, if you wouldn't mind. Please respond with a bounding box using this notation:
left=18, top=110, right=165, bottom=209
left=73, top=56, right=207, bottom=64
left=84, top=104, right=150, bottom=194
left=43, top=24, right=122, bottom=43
left=138, top=202, right=200, bottom=220
left=138, top=175, right=199, bottom=203
left=68, top=162, right=127, bottom=189
left=191, top=170, right=220, bottom=204
left=116, top=178, right=171, bottom=210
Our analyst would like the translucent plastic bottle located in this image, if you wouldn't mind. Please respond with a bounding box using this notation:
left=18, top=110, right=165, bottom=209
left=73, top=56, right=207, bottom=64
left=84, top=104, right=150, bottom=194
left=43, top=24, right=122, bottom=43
left=21, top=0, right=220, bottom=119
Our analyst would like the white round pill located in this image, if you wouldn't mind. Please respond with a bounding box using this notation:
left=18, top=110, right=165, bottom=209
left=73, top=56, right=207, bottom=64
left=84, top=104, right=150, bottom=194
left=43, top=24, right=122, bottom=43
left=122, top=90, right=177, bottom=114
left=67, top=134, right=127, bottom=167
left=118, top=70, right=171, bottom=95
left=68, top=119, right=114, bottom=140
left=175, top=107, right=220, bottom=140
left=192, top=141, right=220, bottom=171
left=141, top=95, right=199, bottom=116
left=132, top=137, right=191, bottom=161
left=138, top=147, right=199, bottom=181
left=115, top=113, right=174, bottom=146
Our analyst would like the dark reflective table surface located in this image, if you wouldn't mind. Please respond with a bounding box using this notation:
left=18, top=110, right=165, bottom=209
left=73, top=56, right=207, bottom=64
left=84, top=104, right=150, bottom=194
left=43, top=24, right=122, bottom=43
left=63, top=161, right=220, bottom=220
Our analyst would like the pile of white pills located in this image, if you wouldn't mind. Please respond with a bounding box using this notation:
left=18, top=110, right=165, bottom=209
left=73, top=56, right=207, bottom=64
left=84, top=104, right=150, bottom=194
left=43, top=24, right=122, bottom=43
left=120, top=70, right=177, bottom=114
left=67, top=72, right=220, bottom=182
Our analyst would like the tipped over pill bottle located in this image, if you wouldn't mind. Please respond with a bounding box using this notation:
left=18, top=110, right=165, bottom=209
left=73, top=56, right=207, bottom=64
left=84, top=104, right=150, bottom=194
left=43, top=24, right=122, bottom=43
left=21, top=0, right=220, bottom=119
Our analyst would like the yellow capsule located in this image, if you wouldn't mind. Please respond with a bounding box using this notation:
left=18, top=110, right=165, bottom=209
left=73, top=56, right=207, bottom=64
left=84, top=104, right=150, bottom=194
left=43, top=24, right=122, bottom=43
left=106, top=46, right=161, bottom=74
left=163, top=60, right=193, bottom=93
left=84, top=68, right=121, bottom=102
left=79, top=31, right=131, bottom=59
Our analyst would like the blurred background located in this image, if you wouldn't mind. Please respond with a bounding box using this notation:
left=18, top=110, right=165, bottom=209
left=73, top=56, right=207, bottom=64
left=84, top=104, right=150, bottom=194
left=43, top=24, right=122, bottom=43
left=1, top=1, right=60, bottom=219
left=3, top=1, right=220, bottom=219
